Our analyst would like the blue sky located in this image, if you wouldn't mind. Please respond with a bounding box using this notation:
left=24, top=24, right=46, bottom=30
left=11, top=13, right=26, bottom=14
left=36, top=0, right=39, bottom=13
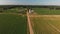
left=0, top=0, right=60, bottom=5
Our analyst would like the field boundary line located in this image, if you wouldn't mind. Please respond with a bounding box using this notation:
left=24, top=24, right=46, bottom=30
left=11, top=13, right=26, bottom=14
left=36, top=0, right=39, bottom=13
left=27, top=12, right=34, bottom=34
left=30, top=15, right=60, bottom=17
left=0, top=13, right=26, bottom=15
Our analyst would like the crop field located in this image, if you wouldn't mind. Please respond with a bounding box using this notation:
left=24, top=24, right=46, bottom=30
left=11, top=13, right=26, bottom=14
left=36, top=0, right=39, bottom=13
left=30, top=15, right=60, bottom=34
left=28, top=7, right=60, bottom=34
left=1, top=6, right=60, bottom=34
left=3, top=8, right=21, bottom=13
left=0, top=14, right=27, bottom=34
left=33, top=8, right=60, bottom=15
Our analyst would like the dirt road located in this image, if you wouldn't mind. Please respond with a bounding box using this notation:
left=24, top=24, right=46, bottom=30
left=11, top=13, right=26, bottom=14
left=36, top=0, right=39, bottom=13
left=27, top=12, right=34, bottom=34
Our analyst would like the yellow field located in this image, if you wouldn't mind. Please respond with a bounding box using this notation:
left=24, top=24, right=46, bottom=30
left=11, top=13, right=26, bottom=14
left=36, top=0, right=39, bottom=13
left=30, top=15, right=60, bottom=34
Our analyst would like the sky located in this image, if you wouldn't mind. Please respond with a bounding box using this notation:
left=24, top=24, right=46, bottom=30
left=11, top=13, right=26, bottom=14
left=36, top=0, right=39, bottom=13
left=0, top=0, right=60, bottom=5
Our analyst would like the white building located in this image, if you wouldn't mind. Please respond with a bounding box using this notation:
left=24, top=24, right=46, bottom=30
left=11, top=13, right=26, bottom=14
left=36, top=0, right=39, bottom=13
left=29, top=9, right=34, bottom=14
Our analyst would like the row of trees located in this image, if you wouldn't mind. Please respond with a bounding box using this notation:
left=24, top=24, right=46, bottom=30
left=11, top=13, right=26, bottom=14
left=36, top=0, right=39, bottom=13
left=0, top=5, right=60, bottom=12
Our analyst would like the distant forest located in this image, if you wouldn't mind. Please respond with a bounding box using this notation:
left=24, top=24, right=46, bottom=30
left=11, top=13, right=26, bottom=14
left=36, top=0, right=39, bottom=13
left=0, top=5, right=60, bottom=10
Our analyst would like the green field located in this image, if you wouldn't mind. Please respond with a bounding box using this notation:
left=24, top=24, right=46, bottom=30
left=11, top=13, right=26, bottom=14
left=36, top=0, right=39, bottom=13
left=3, top=8, right=20, bottom=13
left=33, top=8, right=60, bottom=15
left=0, top=14, right=27, bottom=34
left=30, top=16, right=60, bottom=34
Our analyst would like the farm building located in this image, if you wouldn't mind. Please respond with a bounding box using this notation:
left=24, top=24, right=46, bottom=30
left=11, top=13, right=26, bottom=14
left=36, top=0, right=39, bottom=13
left=28, top=9, right=34, bottom=14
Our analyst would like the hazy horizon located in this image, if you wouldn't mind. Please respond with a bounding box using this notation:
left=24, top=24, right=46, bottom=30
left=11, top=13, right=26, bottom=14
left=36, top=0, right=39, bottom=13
left=0, top=0, right=60, bottom=5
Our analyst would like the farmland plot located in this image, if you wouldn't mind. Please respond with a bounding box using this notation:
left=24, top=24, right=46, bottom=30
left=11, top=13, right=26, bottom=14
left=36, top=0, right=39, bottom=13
left=30, top=15, right=60, bottom=34
left=0, top=14, right=27, bottom=34
left=33, top=8, right=60, bottom=15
